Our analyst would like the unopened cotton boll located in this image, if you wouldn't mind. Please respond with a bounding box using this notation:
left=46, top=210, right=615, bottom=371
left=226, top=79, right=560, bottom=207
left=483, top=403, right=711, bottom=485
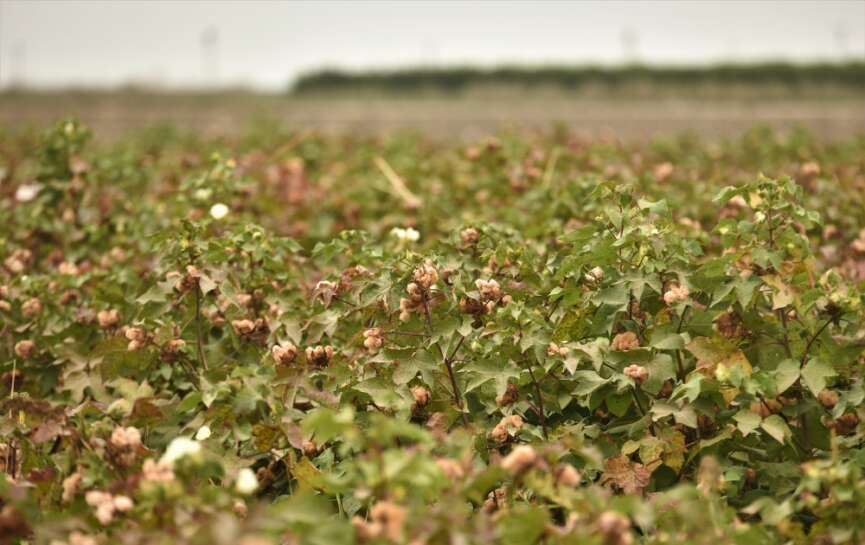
left=210, top=203, right=230, bottom=220
left=235, top=468, right=259, bottom=494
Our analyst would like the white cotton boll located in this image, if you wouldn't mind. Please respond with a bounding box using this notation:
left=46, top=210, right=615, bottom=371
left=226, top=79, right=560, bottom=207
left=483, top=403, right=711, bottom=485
left=160, top=437, right=202, bottom=466
left=390, top=227, right=420, bottom=242
left=195, top=425, right=212, bottom=440
left=235, top=468, right=259, bottom=495
left=15, top=184, right=40, bottom=203
left=210, top=203, right=230, bottom=220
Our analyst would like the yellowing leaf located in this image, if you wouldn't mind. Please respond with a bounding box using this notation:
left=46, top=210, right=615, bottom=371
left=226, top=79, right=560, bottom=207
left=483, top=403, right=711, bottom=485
left=601, top=455, right=651, bottom=495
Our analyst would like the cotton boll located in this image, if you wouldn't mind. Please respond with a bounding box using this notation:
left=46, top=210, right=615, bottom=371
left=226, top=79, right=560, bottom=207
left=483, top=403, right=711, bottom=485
left=235, top=468, right=259, bottom=494
left=195, top=425, right=212, bottom=440
left=160, top=437, right=202, bottom=466
left=15, top=184, right=40, bottom=203
left=210, top=203, right=230, bottom=220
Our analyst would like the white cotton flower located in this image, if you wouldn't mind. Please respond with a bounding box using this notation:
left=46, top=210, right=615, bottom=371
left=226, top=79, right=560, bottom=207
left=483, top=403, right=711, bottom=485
left=160, top=437, right=202, bottom=466
left=390, top=227, right=420, bottom=242
left=235, top=468, right=259, bottom=495
left=210, top=203, right=230, bottom=220
left=195, top=425, right=212, bottom=440
left=15, top=184, right=40, bottom=203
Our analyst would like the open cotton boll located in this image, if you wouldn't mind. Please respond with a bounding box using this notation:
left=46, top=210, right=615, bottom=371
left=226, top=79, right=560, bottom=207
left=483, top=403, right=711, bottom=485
left=390, top=227, right=420, bottom=242
left=210, top=203, right=230, bottom=220
left=195, top=425, right=212, bottom=441
left=235, top=468, right=259, bottom=494
left=15, top=183, right=40, bottom=203
left=160, top=437, right=202, bottom=466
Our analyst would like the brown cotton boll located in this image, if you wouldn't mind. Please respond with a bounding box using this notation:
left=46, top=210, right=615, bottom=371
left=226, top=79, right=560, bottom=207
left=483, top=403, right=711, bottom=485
left=97, top=309, right=120, bottom=329
left=412, top=260, right=439, bottom=290
left=362, top=328, right=384, bottom=354
left=597, top=511, right=633, bottom=545
left=302, top=440, right=318, bottom=458
left=58, top=261, right=80, bottom=276
left=663, top=284, right=690, bottom=305
left=425, top=411, right=447, bottom=433
left=465, top=146, right=482, bottom=161
left=554, top=464, right=581, bottom=487
left=21, top=297, right=43, bottom=318
left=272, top=342, right=298, bottom=365
left=370, top=501, right=407, bottom=543
left=233, top=499, right=248, bottom=518
left=481, top=487, right=507, bottom=513
left=352, top=516, right=381, bottom=542
left=411, top=386, right=430, bottom=407
left=496, top=383, right=519, bottom=407
left=714, top=311, right=745, bottom=339
left=507, top=415, right=524, bottom=429
left=59, top=290, right=79, bottom=306
left=232, top=319, right=256, bottom=335
left=653, top=162, right=674, bottom=183
left=62, top=472, right=82, bottom=503
left=623, top=365, right=648, bottom=385
left=611, top=331, right=639, bottom=351
left=305, top=345, right=334, bottom=367
left=14, top=340, right=35, bottom=359
left=435, top=457, right=465, bottom=481
left=460, top=227, right=480, bottom=245
left=831, top=413, right=859, bottom=435
left=490, top=423, right=509, bottom=444
left=501, top=445, right=539, bottom=476
left=475, top=278, right=502, bottom=301
left=817, top=389, right=839, bottom=409
left=658, top=380, right=674, bottom=398
left=110, top=426, right=142, bottom=450
left=459, top=296, right=486, bottom=316
left=125, top=327, right=146, bottom=342
left=799, top=161, right=820, bottom=180
left=750, top=399, right=781, bottom=418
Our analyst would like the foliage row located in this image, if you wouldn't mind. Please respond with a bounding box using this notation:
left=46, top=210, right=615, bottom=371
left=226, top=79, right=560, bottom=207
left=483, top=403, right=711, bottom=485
left=1, top=121, right=865, bottom=545
left=291, top=62, right=865, bottom=95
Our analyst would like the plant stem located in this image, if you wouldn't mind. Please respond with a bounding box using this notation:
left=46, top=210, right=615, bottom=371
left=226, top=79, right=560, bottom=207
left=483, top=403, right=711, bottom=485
left=421, top=292, right=468, bottom=425
left=801, top=318, right=833, bottom=365
left=194, top=285, right=209, bottom=371
left=526, top=364, right=548, bottom=439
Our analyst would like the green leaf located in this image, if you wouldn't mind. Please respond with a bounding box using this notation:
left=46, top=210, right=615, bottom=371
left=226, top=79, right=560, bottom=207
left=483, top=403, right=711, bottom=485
left=774, top=359, right=800, bottom=394
left=734, top=410, right=761, bottom=436
left=572, top=370, right=608, bottom=396
left=499, top=506, right=549, bottom=545
left=801, top=358, right=835, bottom=396
left=650, top=331, right=687, bottom=350
left=760, top=415, right=790, bottom=444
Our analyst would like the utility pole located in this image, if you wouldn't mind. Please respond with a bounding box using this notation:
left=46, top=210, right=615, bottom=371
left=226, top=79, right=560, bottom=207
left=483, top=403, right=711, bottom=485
left=201, top=26, right=220, bottom=87
left=621, top=27, right=639, bottom=64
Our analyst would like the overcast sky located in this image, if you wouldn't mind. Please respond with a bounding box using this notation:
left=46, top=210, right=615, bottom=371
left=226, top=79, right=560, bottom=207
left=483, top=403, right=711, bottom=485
left=0, top=0, right=863, bottom=90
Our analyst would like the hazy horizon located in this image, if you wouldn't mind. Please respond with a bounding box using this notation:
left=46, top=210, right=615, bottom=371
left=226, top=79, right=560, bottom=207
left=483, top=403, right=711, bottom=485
left=0, top=0, right=863, bottom=91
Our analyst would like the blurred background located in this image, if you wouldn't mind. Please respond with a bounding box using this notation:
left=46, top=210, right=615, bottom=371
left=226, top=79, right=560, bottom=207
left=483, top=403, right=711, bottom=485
left=0, top=0, right=863, bottom=139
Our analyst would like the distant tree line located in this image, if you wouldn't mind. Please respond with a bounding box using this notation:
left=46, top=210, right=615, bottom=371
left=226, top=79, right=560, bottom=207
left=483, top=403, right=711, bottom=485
left=291, top=62, right=865, bottom=94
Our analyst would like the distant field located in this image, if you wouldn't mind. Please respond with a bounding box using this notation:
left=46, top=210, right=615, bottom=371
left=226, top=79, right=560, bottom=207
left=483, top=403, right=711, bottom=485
left=0, top=90, right=863, bottom=141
